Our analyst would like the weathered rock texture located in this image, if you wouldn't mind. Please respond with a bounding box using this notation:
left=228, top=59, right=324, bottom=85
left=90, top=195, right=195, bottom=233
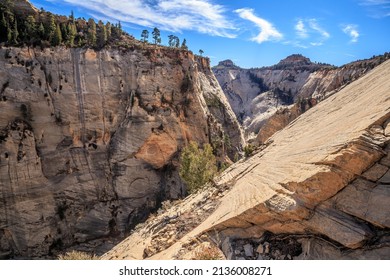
left=0, top=45, right=244, bottom=258
left=213, top=54, right=390, bottom=139
left=1, top=0, right=38, bottom=16
left=103, top=60, right=390, bottom=260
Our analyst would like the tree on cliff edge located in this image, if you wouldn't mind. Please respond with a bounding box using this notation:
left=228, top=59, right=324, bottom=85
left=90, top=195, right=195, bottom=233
left=152, top=27, right=161, bottom=45
left=141, top=29, right=148, bottom=43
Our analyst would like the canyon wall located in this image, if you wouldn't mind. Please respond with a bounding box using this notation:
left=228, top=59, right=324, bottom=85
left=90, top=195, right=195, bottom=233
left=103, top=60, right=390, bottom=260
left=0, top=45, right=244, bottom=258
left=213, top=54, right=389, bottom=139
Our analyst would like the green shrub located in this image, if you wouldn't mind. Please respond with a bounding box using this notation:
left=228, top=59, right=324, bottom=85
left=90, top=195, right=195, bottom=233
left=179, top=141, right=217, bottom=194
left=244, top=144, right=255, bottom=157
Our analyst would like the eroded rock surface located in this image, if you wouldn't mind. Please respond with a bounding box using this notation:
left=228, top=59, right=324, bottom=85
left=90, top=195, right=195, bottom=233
left=213, top=54, right=390, bottom=139
left=0, top=45, right=244, bottom=258
left=103, top=60, right=390, bottom=260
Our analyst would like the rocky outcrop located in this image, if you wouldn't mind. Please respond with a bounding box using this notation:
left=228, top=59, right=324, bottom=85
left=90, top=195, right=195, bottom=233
left=213, top=53, right=390, bottom=138
left=0, top=0, right=38, bottom=16
left=103, top=60, right=390, bottom=260
left=0, top=45, right=244, bottom=258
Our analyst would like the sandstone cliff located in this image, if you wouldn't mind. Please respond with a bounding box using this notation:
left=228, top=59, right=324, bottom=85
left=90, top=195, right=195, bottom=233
left=103, top=60, right=390, bottom=260
left=213, top=54, right=389, bottom=139
left=0, top=45, right=244, bottom=258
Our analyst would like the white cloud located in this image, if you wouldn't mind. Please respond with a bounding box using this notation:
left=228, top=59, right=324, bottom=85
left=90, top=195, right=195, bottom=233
left=308, top=19, right=330, bottom=40
left=235, top=8, right=283, bottom=44
left=295, top=19, right=308, bottom=38
left=291, top=18, right=330, bottom=48
left=360, top=0, right=390, bottom=5
left=342, top=24, right=359, bottom=43
left=359, top=0, right=390, bottom=18
left=51, top=0, right=237, bottom=38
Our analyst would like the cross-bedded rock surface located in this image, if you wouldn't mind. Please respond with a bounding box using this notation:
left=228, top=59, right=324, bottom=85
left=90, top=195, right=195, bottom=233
left=0, top=45, right=244, bottom=258
left=103, top=60, right=390, bottom=260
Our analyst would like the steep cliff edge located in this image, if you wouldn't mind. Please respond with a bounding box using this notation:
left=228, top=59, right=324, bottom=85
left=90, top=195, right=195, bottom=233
left=0, top=45, right=244, bottom=258
left=103, top=60, right=390, bottom=260
left=213, top=54, right=389, bottom=139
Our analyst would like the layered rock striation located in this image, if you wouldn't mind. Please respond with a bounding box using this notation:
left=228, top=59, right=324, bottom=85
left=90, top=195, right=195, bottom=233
left=213, top=54, right=389, bottom=138
left=103, top=60, right=390, bottom=260
left=0, top=45, right=244, bottom=258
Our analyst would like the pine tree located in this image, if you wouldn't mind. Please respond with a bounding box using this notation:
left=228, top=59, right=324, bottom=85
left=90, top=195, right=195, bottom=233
left=97, top=20, right=107, bottom=48
left=152, top=27, right=160, bottom=45
left=168, top=35, right=180, bottom=48
left=46, top=14, right=56, bottom=41
left=87, top=18, right=96, bottom=46
left=25, top=15, right=36, bottom=41
left=181, top=38, right=188, bottom=50
left=168, top=34, right=174, bottom=47
left=105, top=22, right=111, bottom=41
left=52, top=23, right=62, bottom=45
left=38, top=22, right=45, bottom=38
left=60, top=22, right=68, bottom=42
left=67, top=22, right=76, bottom=47
left=70, top=10, right=74, bottom=23
left=141, top=29, right=148, bottom=43
left=175, top=36, right=180, bottom=48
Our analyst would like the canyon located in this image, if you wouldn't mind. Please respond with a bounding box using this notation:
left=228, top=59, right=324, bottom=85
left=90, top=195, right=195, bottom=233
left=213, top=54, right=389, bottom=141
left=104, top=59, right=390, bottom=260
left=0, top=0, right=389, bottom=260
left=0, top=45, right=243, bottom=258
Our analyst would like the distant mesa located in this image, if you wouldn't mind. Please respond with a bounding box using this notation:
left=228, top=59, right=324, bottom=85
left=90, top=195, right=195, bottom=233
left=215, top=59, right=240, bottom=69
left=276, top=54, right=313, bottom=67
left=218, top=59, right=235, bottom=67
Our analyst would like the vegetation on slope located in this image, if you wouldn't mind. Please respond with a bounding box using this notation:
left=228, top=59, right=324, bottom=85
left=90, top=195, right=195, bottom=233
left=179, top=141, right=217, bottom=194
left=0, top=0, right=193, bottom=53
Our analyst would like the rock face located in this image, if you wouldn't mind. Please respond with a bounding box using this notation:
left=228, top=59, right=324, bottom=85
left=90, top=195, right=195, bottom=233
left=213, top=54, right=389, bottom=139
left=0, top=45, right=244, bottom=258
left=0, top=0, right=38, bottom=16
left=103, top=60, right=390, bottom=260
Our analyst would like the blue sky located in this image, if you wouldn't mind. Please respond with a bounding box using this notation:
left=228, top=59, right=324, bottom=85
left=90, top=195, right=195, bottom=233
left=29, top=0, right=390, bottom=68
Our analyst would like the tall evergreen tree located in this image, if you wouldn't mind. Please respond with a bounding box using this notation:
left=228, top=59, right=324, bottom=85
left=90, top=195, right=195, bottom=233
left=168, top=35, right=180, bottom=48
left=181, top=38, right=188, bottom=50
left=152, top=27, right=161, bottom=45
left=70, top=10, right=75, bottom=23
left=87, top=18, right=96, bottom=46
left=60, top=22, right=68, bottom=42
left=168, top=34, right=174, bottom=47
left=97, top=20, right=107, bottom=48
left=38, top=22, right=45, bottom=38
left=25, top=15, right=36, bottom=41
left=46, top=14, right=56, bottom=41
left=105, top=22, right=111, bottom=41
left=67, top=22, right=76, bottom=47
left=52, top=23, right=62, bottom=45
left=175, top=36, right=180, bottom=48
left=141, top=29, right=148, bottom=43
